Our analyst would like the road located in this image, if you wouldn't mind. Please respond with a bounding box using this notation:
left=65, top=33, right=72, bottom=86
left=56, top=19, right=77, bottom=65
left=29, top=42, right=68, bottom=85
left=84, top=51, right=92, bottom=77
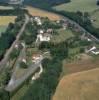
left=0, top=14, right=29, bottom=72
left=62, top=16, right=99, bottom=42
left=5, top=60, right=41, bottom=92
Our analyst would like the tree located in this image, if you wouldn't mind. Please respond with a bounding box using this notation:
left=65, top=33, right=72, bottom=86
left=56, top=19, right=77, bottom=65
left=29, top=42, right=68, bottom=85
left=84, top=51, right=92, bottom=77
left=0, top=88, right=10, bottom=100
left=97, top=0, right=99, bottom=5
left=20, top=61, right=28, bottom=69
left=10, top=48, right=20, bottom=60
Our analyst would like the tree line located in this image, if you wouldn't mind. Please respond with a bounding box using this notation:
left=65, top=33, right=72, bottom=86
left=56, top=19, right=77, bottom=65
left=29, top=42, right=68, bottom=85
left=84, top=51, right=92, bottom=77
left=0, top=14, right=25, bottom=61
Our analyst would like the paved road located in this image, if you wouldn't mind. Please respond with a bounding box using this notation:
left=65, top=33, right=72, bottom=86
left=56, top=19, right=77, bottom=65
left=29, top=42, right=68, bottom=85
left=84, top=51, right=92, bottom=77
left=5, top=52, right=48, bottom=92
left=0, top=14, right=29, bottom=72
left=5, top=61, right=41, bottom=92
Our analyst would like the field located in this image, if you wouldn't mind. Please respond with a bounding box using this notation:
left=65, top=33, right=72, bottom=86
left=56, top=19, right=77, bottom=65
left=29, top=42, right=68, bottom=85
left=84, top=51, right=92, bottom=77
left=0, top=26, right=7, bottom=33
left=26, top=6, right=62, bottom=20
left=0, top=6, right=13, bottom=10
left=51, top=29, right=74, bottom=43
left=11, top=84, right=29, bottom=100
left=53, top=68, right=99, bottom=100
left=62, top=54, right=99, bottom=76
left=0, top=16, right=16, bottom=26
left=53, top=0, right=99, bottom=28
left=53, top=0, right=98, bottom=12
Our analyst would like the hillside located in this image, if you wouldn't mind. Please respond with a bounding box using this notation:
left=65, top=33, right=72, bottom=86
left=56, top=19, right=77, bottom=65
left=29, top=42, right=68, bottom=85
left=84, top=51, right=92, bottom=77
left=26, top=6, right=61, bottom=20
left=53, top=0, right=99, bottom=28
left=53, top=68, right=99, bottom=100
left=0, top=0, right=70, bottom=9
left=24, top=0, right=70, bottom=8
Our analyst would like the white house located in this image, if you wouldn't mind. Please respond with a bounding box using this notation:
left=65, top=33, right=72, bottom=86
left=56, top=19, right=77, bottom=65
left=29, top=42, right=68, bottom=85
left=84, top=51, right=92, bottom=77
left=86, top=46, right=96, bottom=53
left=87, top=38, right=92, bottom=42
left=36, top=33, right=51, bottom=42
left=22, top=59, right=27, bottom=63
left=34, top=17, right=42, bottom=25
left=91, top=49, right=99, bottom=55
left=38, top=29, right=44, bottom=34
left=15, top=44, right=19, bottom=49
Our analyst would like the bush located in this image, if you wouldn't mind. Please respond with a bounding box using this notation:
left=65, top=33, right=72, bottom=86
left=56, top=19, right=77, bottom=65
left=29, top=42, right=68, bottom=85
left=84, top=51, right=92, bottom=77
left=20, top=61, right=28, bottom=69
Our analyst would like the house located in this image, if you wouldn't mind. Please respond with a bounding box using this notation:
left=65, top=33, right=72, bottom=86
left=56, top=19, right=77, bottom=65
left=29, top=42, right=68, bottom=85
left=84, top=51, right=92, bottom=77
left=86, top=46, right=96, bottom=53
left=36, top=33, right=51, bottom=42
left=34, top=17, right=42, bottom=25
left=32, top=53, right=43, bottom=63
left=38, top=29, right=44, bottom=34
left=22, top=59, right=27, bottom=63
left=91, top=49, right=99, bottom=55
left=56, top=20, right=60, bottom=24
left=87, top=38, right=92, bottom=42
left=15, top=44, right=19, bottom=49
left=86, top=46, right=99, bottom=55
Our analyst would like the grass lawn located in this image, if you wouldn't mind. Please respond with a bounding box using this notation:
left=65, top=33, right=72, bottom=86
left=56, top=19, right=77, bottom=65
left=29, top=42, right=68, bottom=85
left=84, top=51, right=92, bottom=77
left=0, top=25, right=7, bottom=34
left=0, top=16, right=16, bottom=26
left=51, top=29, right=74, bottom=43
left=26, top=6, right=61, bottom=21
left=53, top=0, right=99, bottom=28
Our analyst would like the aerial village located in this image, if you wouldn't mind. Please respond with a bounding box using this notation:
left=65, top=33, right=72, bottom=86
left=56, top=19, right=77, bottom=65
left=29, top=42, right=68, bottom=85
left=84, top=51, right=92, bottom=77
left=3, top=14, right=98, bottom=92
left=0, top=3, right=99, bottom=98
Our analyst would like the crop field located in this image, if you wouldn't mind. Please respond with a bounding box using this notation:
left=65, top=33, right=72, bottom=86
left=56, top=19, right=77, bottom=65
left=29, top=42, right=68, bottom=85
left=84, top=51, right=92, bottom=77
left=53, top=0, right=99, bottom=28
left=62, top=55, right=99, bottom=76
left=0, top=16, right=16, bottom=26
left=53, top=68, right=99, bottom=100
left=26, top=6, right=62, bottom=20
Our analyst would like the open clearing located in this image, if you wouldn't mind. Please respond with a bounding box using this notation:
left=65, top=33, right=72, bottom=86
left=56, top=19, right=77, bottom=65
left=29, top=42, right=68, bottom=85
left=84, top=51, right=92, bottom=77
left=0, top=25, right=7, bottom=33
left=62, top=54, right=99, bottom=76
left=0, top=16, right=16, bottom=26
left=53, top=0, right=98, bottom=12
left=51, top=29, right=74, bottom=43
left=53, top=68, right=99, bottom=100
left=53, top=0, right=99, bottom=28
left=26, top=6, right=61, bottom=20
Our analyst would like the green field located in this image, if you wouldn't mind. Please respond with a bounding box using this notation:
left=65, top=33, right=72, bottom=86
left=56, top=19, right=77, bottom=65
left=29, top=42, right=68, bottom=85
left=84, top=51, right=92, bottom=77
left=0, top=26, right=7, bottom=35
left=11, top=84, right=29, bottom=100
left=53, top=0, right=98, bottom=12
left=53, top=0, right=99, bottom=28
left=51, top=29, right=74, bottom=43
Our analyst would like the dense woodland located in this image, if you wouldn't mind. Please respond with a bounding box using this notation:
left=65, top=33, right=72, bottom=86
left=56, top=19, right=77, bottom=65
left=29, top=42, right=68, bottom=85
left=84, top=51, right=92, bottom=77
left=0, top=9, right=27, bottom=16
